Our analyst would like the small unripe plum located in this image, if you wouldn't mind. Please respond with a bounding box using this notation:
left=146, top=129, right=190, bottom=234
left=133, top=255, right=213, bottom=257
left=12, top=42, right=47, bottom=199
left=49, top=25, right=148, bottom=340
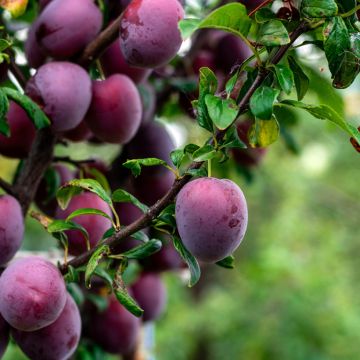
left=0, top=257, right=67, bottom=331
left=100, top=41, right=151, bottom=83
left=88, top=296, right=141, bottom=354
left=12, top=293, right=81, bottom=360
left=25, top=21, right=47, bottom=69
left=55, top=192, right=112, bottom=255
left=36, top=0, right=102, bottom=59
left=26, top=62, right=92, bottom=132
left=0, top=314, right=9, bottom=358
left=215, top=34, right=253, bottom=73
left=85, top=74, right=142, bottom=144
left=0, top=102, right=36, bottom=159
left=175, top=177, right=248, bottom=263
left=132, top=273, right=167, bottom=322
left=63, top=120, right=93, bottom=142
left=0, top=195, right=24, bottom=266
left=119, top=0, right=184, bottom=68
left=35, top=164, right=74, bottom=217
left=232, top=119, right=267, bottom=167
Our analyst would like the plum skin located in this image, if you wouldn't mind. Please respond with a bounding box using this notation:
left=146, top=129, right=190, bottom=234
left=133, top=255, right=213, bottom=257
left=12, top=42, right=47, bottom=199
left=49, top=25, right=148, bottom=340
left=55, top=192, right=113, bottom=255
left=85, top=74, right=142, bottom=144
left=12, top=293, right=81, bottom=360
left=119, top=0, right=184, bottom=68
left=175, top=177, right=248, bottom=263
left=26, top=61, right=92, bottom=132
left=0, top=195, right=24, bottom=266
left=0, top=257, right=67, bottom=331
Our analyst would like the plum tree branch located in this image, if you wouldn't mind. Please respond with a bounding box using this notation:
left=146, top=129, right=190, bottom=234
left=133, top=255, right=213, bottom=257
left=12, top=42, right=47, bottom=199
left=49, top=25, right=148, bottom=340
left=59, top=20, right=310, bottom=274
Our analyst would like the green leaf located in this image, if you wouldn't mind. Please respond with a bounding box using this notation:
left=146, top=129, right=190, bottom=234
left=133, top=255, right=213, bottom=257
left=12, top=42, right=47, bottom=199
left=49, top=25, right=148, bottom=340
left=249, top=116, right=280, bottom=147
left=0, top=39, right=12, bottom=53
left=85, top=167, right=111, bottom=195
left=255, top=8, right=276, bottom=23
left=66, top=208, right=113, bottom=223
left=131, top=230, right=149, bottom=243
left=114, top=287, right=143, bottom=317
left=178, top=18, right=201, bottom=39
left=185, top=167, right=208, bottom=178
left=170, top=149, right=185, bottom=168
left=332, top=50, right=360, bottom=89
left=85, top=245, right=110, bottom=289
left=0, top=89, right=9, bottom=137
left=204, top=94, right=239, bottom=130
left=64, top=265, right=80, bottom=284
left=112, top=188, right=149, bottom=214
left=121, top=239, right=162, bottom=260
left=288, top=56, right=309, bottom=101
left=301, top=0, right=338, bottom=18
left=279, top=100, right=360, bottom=143
left=250, top=86, right=280, bottom=120
left=123, top=158, right=168, bottom=177
left=42, top=167, right=61, bottom=203
left=221, top=125, right=247, bottom=149
left=257, top=20, right=290, bottom=46
left=57, top=178, right=112, bottom=210
left=102, top=226, right=116, bottom=240
left=193, top=144, right=217, bottom=162
left=216, top=255, right=235, bottom=269
left=184, top=143, right=200, bottom=154
left=86, top=293, right=109, bottom=312
left=66, top=283, right=85, bottom=306
left=3, top=87, right=50, bottom=129
left=172, top=235, right=201, bottom=287
left=274, top=64, right=294, bottom=95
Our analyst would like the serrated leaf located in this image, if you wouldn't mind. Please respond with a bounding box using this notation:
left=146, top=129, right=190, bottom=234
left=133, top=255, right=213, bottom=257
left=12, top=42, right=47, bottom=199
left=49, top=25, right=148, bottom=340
left=121, top=239, right=162, bottom=260
left=0, top=0, right=28, bottom=17
left=123, top=158, right=168, bottom=177
left=274, top=64, right=294, bottom=95
left=112, top=188, right=149, bottom=214
left=66, top=208, right=113, bottom=223
left=250, top=86, right=279, bottom=120
left=279, top=100, right=360, bottom=144
left=288, top=56, right=309, bottom=100
left=3, top=87, right=50, bottom=129
left=301, top=0, right=338, bottom=18
left=193, top=144, right=217, bottom=162
left=0, top=89, right=9, bottom=136
left=249, top=116, right=280, bottom=147
left=85, top=245, right=110, bottom=289
left=257, top=20, right=290, bottom=46
left=178, top=18, right=201, bottom=39
left=170, top=149, right=185, bottom=168
left=204, top=94, right=239, bottom=130
left=216, top=255, right=235, bottom=269
left=172, top=235, right=201, bottom=287
left=57, top=178, right=112, bottom=210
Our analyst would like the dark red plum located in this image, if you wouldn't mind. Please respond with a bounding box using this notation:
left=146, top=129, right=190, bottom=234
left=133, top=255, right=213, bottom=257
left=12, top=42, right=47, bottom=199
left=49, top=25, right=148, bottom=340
left=232, top=119, right=267, bottom=167
left=85, top=74, right=142, bottom=144
left=12, top=293, right=81, bottom=360
left=35, top=164, right=74, bottom=217
left=36, top=0, right=102, bottom=59
left=192, top=50, right=216, bottom=75
left=25, top=20, right=47, bottom=69
left=55, top=192, right=112, bottom=255
left=88, top=296, right=141, bottom=354
left=132, top=273, right=167, bottom=322
left=0, top=314, right=9, bottom=358
left=119, top=0, right=184, bottom=68
left=0, top=195, right=24, bottom=266
left=26, top=62, right=92, bottom=132
left=0, top=102, right=36, bottom=159
left=100, top=41, right=151, bottom=83
left=64, top=120, right=93, bottom=142
left=215, top=34, right=253, bottom=73
left=0, top=257, right=67, bottom=331
left=175, top=177, right=248, bottom=263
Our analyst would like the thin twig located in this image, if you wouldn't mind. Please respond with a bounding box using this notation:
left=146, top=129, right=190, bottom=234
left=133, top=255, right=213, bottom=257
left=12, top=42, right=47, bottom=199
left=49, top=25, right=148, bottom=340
left=0, top=177, right=17, bottom=197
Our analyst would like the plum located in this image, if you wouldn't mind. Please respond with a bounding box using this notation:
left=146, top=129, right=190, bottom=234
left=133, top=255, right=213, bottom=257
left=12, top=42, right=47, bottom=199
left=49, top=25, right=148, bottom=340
left=0, top=314, right=9, bottom=358
left=12, top=293, right=81, bottom=360
left=35, top=164, right=74, bottom=217
left=85, top=74, right=142, bottom=144
left=63, top=120, right=93, bottom=143
left=25, top=20, right=47, bottom=69
left=55, top=192, right=112, bottom=255
left=36, top=0, right=102, bottom=59
left=0, top=257, right=67, bottom=331
left=100, top=41, right=151, bottom=83
left=0, top=195, right=24, bottom=266
left=232, top=119, right=267, bottom=167
left=26, top=62, right=92, bottom=132
left=175, top=177, right=248, bottom=263
left=87, top=296, right=141, bottom=354
left=0, top=102, right=36, bottom=159
left=39, top=0, right=52, bottom=11
left=192, top=50, right=216, bottom=75
left=132, top=273, right=167, bottom=322
left=119, top=0, right=184, bottom=68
